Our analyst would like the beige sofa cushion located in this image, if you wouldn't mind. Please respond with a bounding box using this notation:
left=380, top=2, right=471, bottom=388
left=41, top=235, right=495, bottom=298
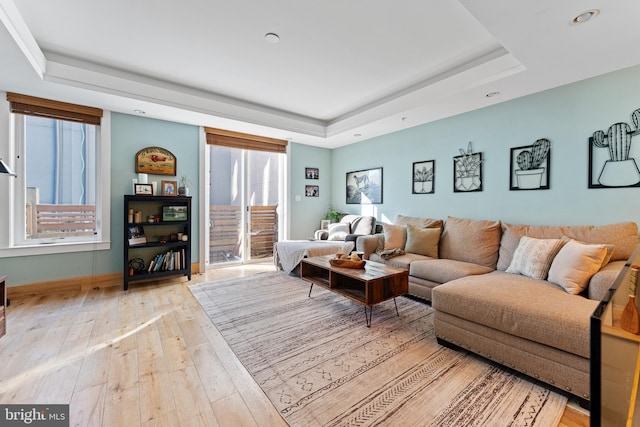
left=548, top=239, right=608, bottom=295
left=439, top=216, right=502, bottom=269
left=405, top=224, right=441, bottom=257
left=505, top=236, right=565, bottom=280
left=432, top=271, right=599, bottom=358
left=369, top=252, right=431, bottom=270
left=410, top=258, right=493, bottom=284
left=382, top=223, right=406, bottom=250
left=395, top=215, right=443, bottom=229
left=497, top=222, right=638, bottom=270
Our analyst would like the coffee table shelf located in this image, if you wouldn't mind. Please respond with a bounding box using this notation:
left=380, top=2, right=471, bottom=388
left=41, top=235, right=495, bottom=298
left=301, top=255, right=408, bottom=326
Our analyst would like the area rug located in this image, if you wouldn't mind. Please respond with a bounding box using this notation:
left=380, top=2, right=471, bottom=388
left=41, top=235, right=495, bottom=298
left=189, top=272, right=567, bottom=426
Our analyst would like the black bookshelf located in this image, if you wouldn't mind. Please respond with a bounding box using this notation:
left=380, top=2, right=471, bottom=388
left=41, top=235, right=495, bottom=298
left=123, top=195, right=191, bottom=290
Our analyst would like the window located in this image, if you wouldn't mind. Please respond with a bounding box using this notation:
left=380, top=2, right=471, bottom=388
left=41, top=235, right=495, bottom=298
left=1, top=93, right=111, bottom=256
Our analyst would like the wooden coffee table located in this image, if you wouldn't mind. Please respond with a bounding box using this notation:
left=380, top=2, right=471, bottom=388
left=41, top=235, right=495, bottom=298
left=300, top=255, right=409, bottom=327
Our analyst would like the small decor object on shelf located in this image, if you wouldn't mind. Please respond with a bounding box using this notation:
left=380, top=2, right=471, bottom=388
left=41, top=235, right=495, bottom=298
left=510, top=138, right=551, bottom=190
left=320, top=219, right=330, bottom=230
left=161, top=180, right=178, bottom=196
left=135, top=146, right=176, bottom=176
left=134, top=183, right=153, bottom=195
left=453, top=141, right=483, bottom=192
left=178, top=175, right=191, bottom=196
left=128, top=225, right=146, bottom=245
left=589, top=107, right=640, bottom=188
left=621, top=264, right=640, bottom=334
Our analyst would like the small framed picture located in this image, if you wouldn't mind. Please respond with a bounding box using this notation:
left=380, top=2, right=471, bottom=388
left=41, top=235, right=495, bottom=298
left=320, top=219, right=330, bottom=230
left=134, top=183, right=153, bottom=195
left=305, top=185, right=319, bottom=197
left=161, top=180, right=178, bottom=196
left=163, top=205, right=188, bottom=221
left=305, top=167, right=319, bottom=179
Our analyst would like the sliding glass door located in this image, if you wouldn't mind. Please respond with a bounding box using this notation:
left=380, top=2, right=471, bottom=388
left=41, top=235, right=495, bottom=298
left=208, top=145, right=284, bottom=266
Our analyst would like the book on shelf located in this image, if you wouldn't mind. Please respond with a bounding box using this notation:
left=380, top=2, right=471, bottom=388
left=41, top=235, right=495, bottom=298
left=146, top=249, right=186, bottom=273
left=128, top=225, right=146, bottom=245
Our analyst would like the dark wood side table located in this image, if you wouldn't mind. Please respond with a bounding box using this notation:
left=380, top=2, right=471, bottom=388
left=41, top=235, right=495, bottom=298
left=0, top=275, right=6, bottom=338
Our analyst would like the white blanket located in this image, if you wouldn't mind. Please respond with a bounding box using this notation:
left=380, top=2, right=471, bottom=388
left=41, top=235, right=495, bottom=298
left=274, top=240, right=355, bottom=273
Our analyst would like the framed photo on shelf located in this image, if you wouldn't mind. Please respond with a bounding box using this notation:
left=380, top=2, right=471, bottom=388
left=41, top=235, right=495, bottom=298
left=162, top=205, right=188, bottom=221
left=305, top=185, right=319, bottom=197
left=161, top=180, right=178, bottom=196
left=305, top=167, right=319, bottom=179
left=134, top=183, right=153, bottom=195
left=320, top=219, right=330, bottom=230
left=346, top=167, right=383, bottom=204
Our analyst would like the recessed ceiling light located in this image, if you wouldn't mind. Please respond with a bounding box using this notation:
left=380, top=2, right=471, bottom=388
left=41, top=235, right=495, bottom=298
left=265, top=33, right=280, bottom=44
left=354, top=133, right=362, bottom=137
left=571, top=9, right=600, bottom=25
left=134, top=109, right=146, bottom=114
left=485, top=91, right=500, bottom=98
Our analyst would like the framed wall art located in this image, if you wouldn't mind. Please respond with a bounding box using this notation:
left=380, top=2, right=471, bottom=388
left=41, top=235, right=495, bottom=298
left=412, top=160, right=435, bottom=194
left=453, top=142, right=482, bottom=192
left=305, top=167, right=319, bottom=179
left=346, top=167, right=383, bottom=204
left=510, top=138, right=550, bottom=190
left=588, top=107, right=640, bottom=188
left=305, top=185, right=319, bottom=197
left=135, top=146, right=177, bottom=176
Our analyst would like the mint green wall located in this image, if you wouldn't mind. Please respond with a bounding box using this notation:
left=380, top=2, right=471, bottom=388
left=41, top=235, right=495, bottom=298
left=326, top=65, right=640, bottom=228
left=0, top=113, right=200, bottom=286
left=288, top=142, right=332, bottom=239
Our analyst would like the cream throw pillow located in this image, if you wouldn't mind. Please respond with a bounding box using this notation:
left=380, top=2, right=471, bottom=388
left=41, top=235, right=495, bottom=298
left=327, top=222, right=348, bottom=241
left=505, top=236, right=565, bottom=280
left=548, top=239, right=608, bottom=294
left=405, top=224, right=441, bottom=257
left=383, top=223, right=407, bottom=250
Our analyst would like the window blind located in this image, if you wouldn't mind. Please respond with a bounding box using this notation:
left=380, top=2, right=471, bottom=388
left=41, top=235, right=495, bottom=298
left=205, top=127, right=287, bottom=154
left=7, top=92, right=103, bottom=126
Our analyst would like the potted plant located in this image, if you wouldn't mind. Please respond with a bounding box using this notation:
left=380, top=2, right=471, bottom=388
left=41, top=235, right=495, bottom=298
left=324, top=205, right=341, bottom=223
left=515, top=138, right=550, bottom=189
left=455, top=142, right=482, bottom=191
left=178, top=175, right=191, bottom=196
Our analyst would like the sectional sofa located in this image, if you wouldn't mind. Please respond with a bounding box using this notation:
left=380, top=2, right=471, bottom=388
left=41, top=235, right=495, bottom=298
left=356, top=215, right=639, bottom=404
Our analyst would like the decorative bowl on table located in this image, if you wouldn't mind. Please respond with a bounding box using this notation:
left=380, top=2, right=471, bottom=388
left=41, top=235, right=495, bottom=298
left=329, top=254, right=366, bottom=269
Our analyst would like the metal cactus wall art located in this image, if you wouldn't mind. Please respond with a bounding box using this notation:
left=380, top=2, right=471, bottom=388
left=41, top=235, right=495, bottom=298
left=511, top=138, right=551, bottom=190
left=590, top=108, right=640, bottom=188
left=453, top=142, right=483, bottom=192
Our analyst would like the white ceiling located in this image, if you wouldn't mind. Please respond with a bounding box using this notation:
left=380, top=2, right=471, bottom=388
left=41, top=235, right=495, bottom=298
left=1, top=0, right=639, bottom=148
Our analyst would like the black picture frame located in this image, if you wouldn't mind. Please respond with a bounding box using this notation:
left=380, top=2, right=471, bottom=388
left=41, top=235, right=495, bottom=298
left=305, top=185, right=319, bottom=197
left=412, top=160, right=435, bottom=194
left=162, top=205, right=188, bottom=221
left=305, top=167, right=319, bottom=179
left=510, top=141, right=550, bottom=190
left=346, top=167, right=383, bottom=204
left=589, top=137, right=640, bottom=188
left=134, top=183, right=153, bottom=195
left=453, top=152, right=482, bottom=192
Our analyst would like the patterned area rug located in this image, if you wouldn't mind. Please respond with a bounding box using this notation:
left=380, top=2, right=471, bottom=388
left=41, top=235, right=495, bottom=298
left=189, top=272, right=567, bottom=426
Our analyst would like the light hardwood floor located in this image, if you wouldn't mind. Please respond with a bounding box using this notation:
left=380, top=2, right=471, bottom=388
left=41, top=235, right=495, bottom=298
left=0, top=261, right=589, bottom=426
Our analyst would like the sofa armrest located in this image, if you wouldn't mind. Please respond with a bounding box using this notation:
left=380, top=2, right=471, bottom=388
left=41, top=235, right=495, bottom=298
left=314, top=229, right=328, bottom=240
left=589, top=260, right=625, bottom=301
left=357, top=234, right=382, bottom=259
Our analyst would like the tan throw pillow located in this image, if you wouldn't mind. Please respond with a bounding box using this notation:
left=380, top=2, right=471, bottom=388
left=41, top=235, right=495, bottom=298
left=505, top=236, right=565, bottom=280
left=383, top=223, right=406, bottom=250
left=439, top=216, right=502, bottom=268
left=327, top=223, right=349, bottom=241
left=405, top=224, right=441, bottom=257
left=560, top=235, right=614, bottom=267
left=548, top=239, right=608, bottom=294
